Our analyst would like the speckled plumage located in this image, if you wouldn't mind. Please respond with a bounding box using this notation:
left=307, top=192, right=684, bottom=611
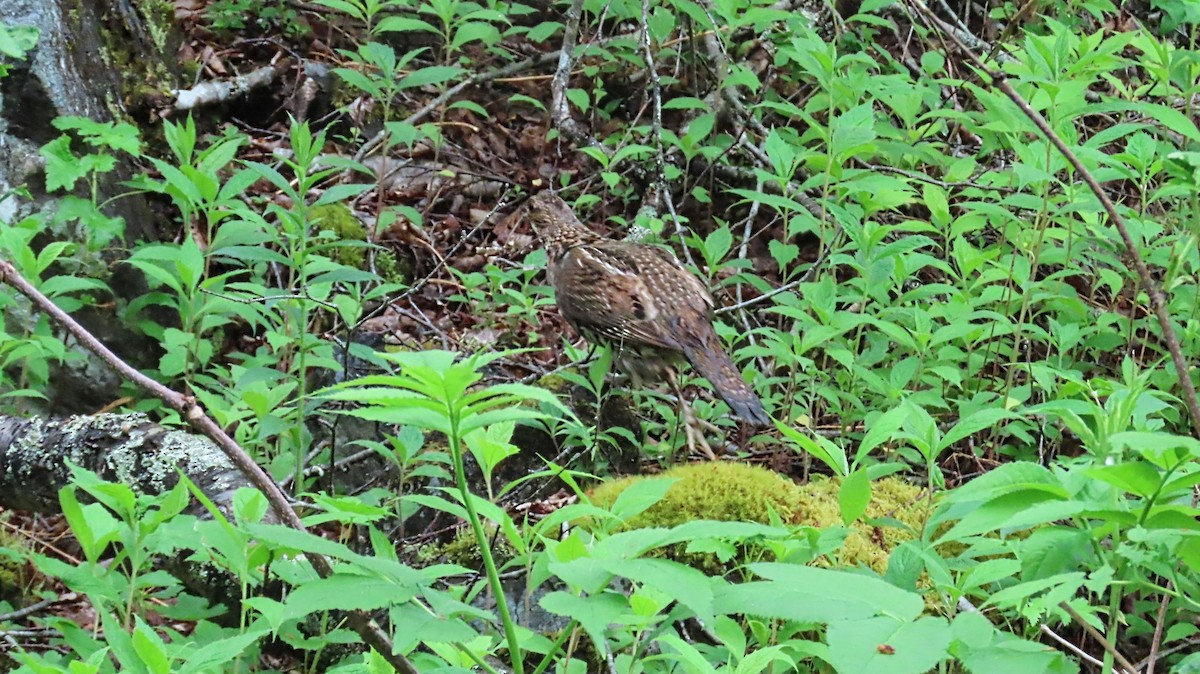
left=527, top=191, right=769, bottom=428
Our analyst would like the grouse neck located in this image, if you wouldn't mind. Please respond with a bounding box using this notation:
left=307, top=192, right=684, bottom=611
left=545, top=229, right=602, bottom=263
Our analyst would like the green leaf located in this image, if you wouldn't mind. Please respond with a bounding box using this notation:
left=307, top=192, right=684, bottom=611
left=525, top=21, right=562, bottom=42
left=777, top=421, right=849, bottom=476
left=450, top=22, right=500, bottom=51
left=827, top=616, right=951, bottom=674
left=607, top=477, right=677, bottom=522
left=0, top=23, right=38, bottom=58
left=607, top=557, right=716, bottom=625
left=939, top=408, right=1017, bottom=452
left=245, top=523, right=430, bottom=583
left=1018, top=527, right=1092, bottom=581
left=653, top=633, right=718, bottom=673
left=727, top=188, right=807, bottom=215
left=960, top=558, right=1021, bottom=594
left=58, top=487, right=119, bottom=563
left=464, top=421, right=519, bottom=476
left=702, top=226, right=732, bottom=267
left=950, top=611, right=1078, bottom=674
left=345, top=404, right=451, bottom=434
left=940, top=462, right=1069, bottom=505
left=40, top=136, right=89, bottom=192
left=664, top=96, right=709, bottom=110
left=857, top=405, right=907, bottom=464
left=736, top=645, right=796, bottom=674
left=508, top=93, right=545, bottom=110
left=983, top=572, right=1085, bottom=611
left=448, top=99, right=488, bottom=117
left=103, top=612, right=149, bottom=674
left=541, top=591, right=627, bottom=648
left=177, top=628, right=270, bottom=674
left=313, top=183, right=372, bottom=206
left=829, top=103, right=878, bottom=161
left=389, top=602, right=479, bottom=650
left=283, top=574, right=421, bottom=619
left=131, top=619, right=172, bottom=674
left=838, top=469, right=871, bottom=525
left=399, top=65, right=465, bottom=90
left=714, top=563, right=924, bottom=622
left=940, top=492, right=1083, bottom=541
left=309, top=0, right=366, bottom=19
left=1132, top=102, right=1200, bottom=143
left=1087, top=461, right=1162, bottom=498
left=566, top=87, right=590, bottom=114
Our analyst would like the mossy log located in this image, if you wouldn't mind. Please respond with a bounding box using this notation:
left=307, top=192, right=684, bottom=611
left=0, top=412, right=255, bottom=517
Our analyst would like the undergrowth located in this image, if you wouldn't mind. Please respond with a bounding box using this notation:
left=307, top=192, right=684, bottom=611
left=1, top=0, right=1199, bottom=672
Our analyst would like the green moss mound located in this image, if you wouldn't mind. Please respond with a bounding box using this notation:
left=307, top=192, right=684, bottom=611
left=590, top=462, right=805, bottom=528
left=588, top=462, right=928, bottom=574
left=311, top=204, right=368, bottom=268
left=794, top=473, right=928, bottom=573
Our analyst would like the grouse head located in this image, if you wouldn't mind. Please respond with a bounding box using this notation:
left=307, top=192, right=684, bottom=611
left=526, top=191, right=601, bottom=261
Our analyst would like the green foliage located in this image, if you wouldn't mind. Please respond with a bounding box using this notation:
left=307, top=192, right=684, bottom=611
left=38, top=116, right=140, bottom=252
left=0, top=19, right=37, bottom=78
left=0, top=523, right=37, bottom=608
left=0, top=206, right=112, bottom=408
left=323, top=349, right=577, bottom=674
left=206, top=0, right=307, bottom=37
left=7, top=0, right=1200, bottom=669
left=451, top=250, right=554, bottom=345
left=120, top=118, right=392, bottom=486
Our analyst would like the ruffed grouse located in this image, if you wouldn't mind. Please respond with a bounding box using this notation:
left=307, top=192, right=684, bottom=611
left=527, top=191, right=769, bottom=457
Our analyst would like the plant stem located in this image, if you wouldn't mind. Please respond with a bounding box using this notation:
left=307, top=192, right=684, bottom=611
left=449, top=415, right=525, bottom=674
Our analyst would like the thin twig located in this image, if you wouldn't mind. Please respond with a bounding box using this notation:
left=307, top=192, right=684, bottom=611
left=1058, top=602, right=1139, bottom=674
left=1037, top=624, right=1115, bottom=673
left=1145, top=586, right=1171, bottom=674
left=959, top=597, right=1124, bottom=674
left=550, top=0, right=605, bottom=153
left=0, top=595, right=67, bottom=623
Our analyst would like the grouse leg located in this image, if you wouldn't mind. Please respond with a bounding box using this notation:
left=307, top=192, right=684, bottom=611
left=668, top=371, right=719, bottom=460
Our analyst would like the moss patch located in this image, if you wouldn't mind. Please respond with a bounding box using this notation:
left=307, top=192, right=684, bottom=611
left=94, top=0, right=181, bottom=117
left=591, top=462, right=804, bottom=527
left=587, top=463, right=928, bottom=574
left=794, top=473, right=928, bottom=573
left=417, top=524, right=518, bottom=572
left=311, top=204, right=368, bottom=269
left=0, top=526, right=37, bottom=608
